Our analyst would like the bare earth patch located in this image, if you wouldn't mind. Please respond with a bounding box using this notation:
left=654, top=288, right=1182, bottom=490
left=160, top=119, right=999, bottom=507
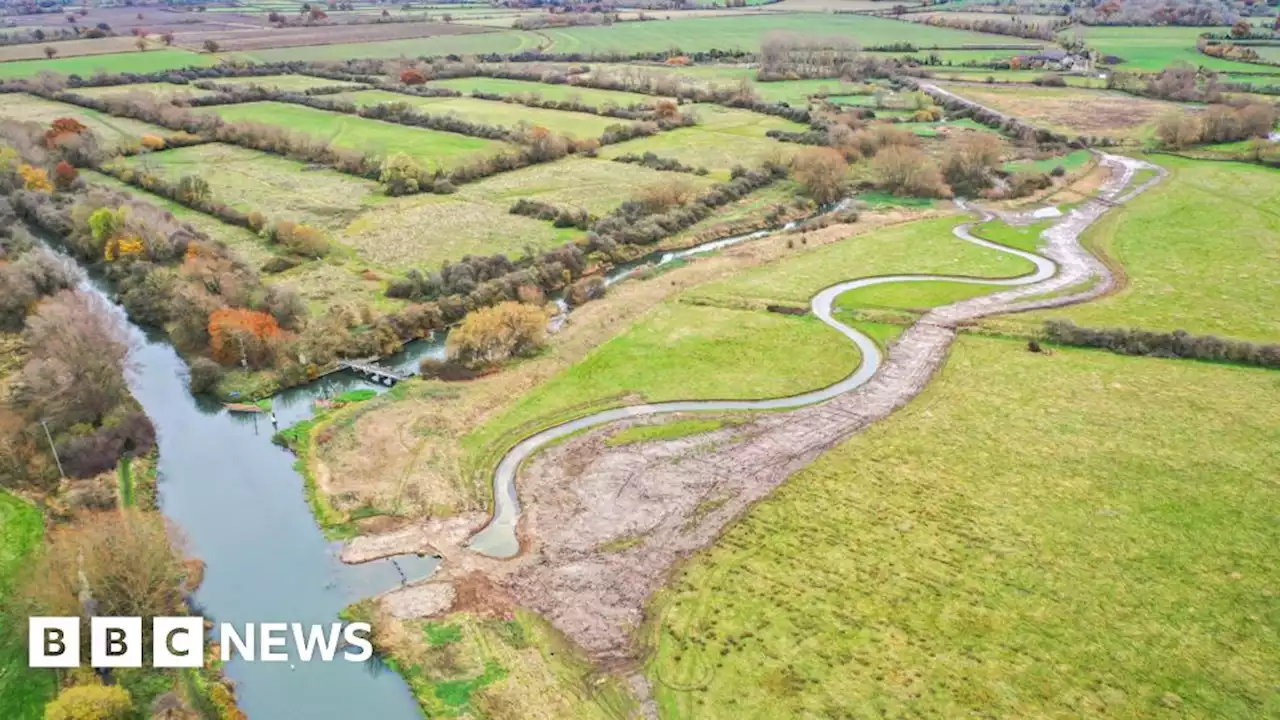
left=933, top=82, right=1176, bottom=140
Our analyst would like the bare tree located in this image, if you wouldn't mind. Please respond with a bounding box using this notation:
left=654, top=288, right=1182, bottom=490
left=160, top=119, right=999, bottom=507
left=18, top=290, right=132, bottom=429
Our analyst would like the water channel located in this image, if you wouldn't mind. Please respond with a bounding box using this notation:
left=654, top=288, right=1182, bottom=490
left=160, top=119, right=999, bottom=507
left=48, top=200, right=847, bottom=718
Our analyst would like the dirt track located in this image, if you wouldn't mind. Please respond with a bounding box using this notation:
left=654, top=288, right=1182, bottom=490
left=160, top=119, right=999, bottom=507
left=349, top=154, right=1165, bottom=677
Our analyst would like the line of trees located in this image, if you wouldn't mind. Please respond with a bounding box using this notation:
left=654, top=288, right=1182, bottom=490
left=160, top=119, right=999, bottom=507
left=908, top=14, right=1064, bottom=41
left=510, top=198, right=593, bottom=230
left=1045, top=320, right=1280, bottom=368
left=612, top=151, right=709, bottom=175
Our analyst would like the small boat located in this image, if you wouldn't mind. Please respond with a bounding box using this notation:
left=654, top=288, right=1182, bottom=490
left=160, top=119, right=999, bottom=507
left=223, top=403, right=265, bottom=414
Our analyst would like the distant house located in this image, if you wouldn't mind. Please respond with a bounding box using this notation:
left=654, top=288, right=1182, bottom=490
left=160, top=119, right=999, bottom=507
left=1012, top=49, right=1090, bottom=73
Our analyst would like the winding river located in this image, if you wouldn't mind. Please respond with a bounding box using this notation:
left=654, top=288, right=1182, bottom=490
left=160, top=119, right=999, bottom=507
left=468, top=155, right=1160, bottom=559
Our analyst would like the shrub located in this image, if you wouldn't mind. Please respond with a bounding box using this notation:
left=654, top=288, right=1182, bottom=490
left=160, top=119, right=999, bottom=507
left=44, top=684, right=133, bottom=720
left=446, top=301, right=547, bottom=369
left=208, top=307, right=282, bottom=368
left=792, top=147, right=848, bottom=204
left=400, top=68, right=427, bottom=85
left=187, top=356, right=224, bottom=395
left=52, top=161, right=78, bottom=191
left=1008, top=170, right=1052, bottom=197
left=873, top=145, right=947, bottom=197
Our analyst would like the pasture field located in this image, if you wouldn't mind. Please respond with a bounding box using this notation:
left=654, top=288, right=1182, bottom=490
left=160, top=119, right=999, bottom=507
left=1021, top=156, right=1280, bottom=343
left=537, top=14, right=1045, bottom=55
left=460, top=303, right=861, bottom=467
left=203, top=101, right=517, bottom=169
left=929, top=67, right=1107, bottom=87
left=0, top=36, right=146, bottom=62
left=114, top=143, right=382, bottom=231
left=210, top=74, right=369, bottom=92
left=0, top=491, right=53, bottom=720
left=689, top=214, right=1035, bottom=307
left=599, top=103, right=806, bottom=177
left=0, top=92, right=175, bottom=148
left=647, top=335, right=1280, bottom=719
left=330, top=89, right=622, bottom=139
left=74, top=81, right=221, bottom=102
left=1079, top=25, right=1280, bottom=75
left=1003, top=148, right=1092, bottom=174
left=616, top=65, right=863, bottom=105
left=598, top=127, right=797, bottom=179
left=233, top=30, right=540, bottom=63
left=0, top=48, right=212, bottom=79
left=422, top=76, right=661, bottom=106
left=935, top=82, right=1174, bottom=141
left=454, top=156, right=715, bottom=214
left=340, top=191, right=578, bottom=270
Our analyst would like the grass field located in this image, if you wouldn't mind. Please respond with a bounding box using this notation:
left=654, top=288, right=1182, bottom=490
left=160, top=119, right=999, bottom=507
left=423, top=76, right=661, bottom=106
left=331, top=89, right=622, bottom=139
left=0, top=36, right=149, bottom=62
left=1003, top=148, right=1092, bottom=174
left=0, top=92, right=176, bottom=148
left=341, top=190, right=578, bottom=271
left=1022, top=155, right=1280, bottom=343
left=0, top=492, right=54, bottom=720
left=935, top=83, right=1174, bottom=141
left=233, top=30, right=540, bottom=63
left=647, top=334, right=1280, bottom=718
left=74, top=81, right=221, bottom=102
left=211, top=74, right=369, bottom=91
left=690, top=214, right=1035, bottom=307
left=203, top=101, right=517, bottom=169
left=598, top=103, right=805, bottom=178
left=1079, top=25, right=1280, bottom=75
left=538, top=14, right=1043, bottom=55
left=0, top=48, right=212, bottom=79
left=456, top=156, right=715, bottom=214
left=116, top=143, right=381, bottom=231
left=460, top=303, right=861, bottom=464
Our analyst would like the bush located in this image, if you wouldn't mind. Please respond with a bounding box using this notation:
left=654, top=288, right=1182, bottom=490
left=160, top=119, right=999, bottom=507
left=873, top=145, right=947, bottom=198
left=187, top=356, right=224, bottom=395
left=44, top=684, right=134, bottom=720
left=1008, top=170, right=1052, bottom=197
left=446, top=301, right=547, bottom=369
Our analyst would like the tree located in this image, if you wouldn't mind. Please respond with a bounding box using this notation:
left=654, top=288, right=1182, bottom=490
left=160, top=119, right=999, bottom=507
left=20, top=165, right=53, bottom=193
left=208, top=307, right=282, bottom=368
left=53, top=160, right=78, bottom=191
left=940, top=132, right=1003, bottom=197
left=44, top=684, right=133, bottom=720
left=446, top=301, right=547, bottom=369
left=1155, top=111, right=1202, bottom=149
left=44, top=117, right=89, bottom=148
left=1231, top=19, right=1252, bottom=38
left=873, top=145, right=947, bottom=197
left=202, top=40, right=219, bottom=53
left=135, top=36, right=147, bottom=51
left=399, top=67, right=427, bottom=85
left=18, top=291, right=131, bottom=429
left=19, top=511, right=188, bottom=663
left=791, top=147, right=848, bottom=204
left=379, top=152, right=423, bottom=195
left=177, top=175, right=210, bottom=204
left=43, top=45, right=57, bottom=59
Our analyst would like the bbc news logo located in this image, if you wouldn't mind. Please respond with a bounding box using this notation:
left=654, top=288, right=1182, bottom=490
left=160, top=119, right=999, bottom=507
left=29, top=617, right=373, bottom=668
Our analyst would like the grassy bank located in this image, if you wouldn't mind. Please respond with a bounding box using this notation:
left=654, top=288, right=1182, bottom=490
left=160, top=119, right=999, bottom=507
left=647, top=335, right=1280, bottom=718
left=0, top=493, right=54, bottom=720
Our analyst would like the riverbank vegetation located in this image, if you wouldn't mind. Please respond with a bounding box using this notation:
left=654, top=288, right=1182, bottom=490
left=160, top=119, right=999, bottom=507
left=646, top=335, right=1280, bottom=718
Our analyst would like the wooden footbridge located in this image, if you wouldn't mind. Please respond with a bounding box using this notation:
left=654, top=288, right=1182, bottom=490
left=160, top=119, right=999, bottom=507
left=337, top=358, right=413, bottom=385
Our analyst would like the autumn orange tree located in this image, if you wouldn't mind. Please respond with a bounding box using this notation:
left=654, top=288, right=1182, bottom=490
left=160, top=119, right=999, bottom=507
left=208, top=307, right=282, bottom=368
left=44, top=117, right=88, bottom=148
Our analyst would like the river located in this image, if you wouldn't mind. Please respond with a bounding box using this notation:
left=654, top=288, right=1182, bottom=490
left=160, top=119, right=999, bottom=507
left=49, top=198, right=848, bottom=718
